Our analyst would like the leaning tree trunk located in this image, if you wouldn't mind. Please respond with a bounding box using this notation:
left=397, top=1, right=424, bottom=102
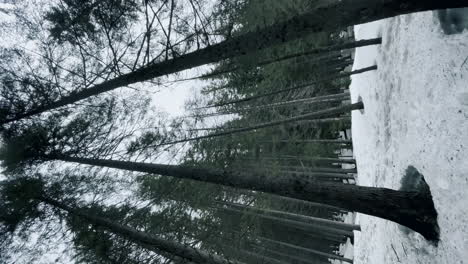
left=270, top=195, right=346, bottom=212
left=259, top=139, right=353, bottom=144
left=205, top=66, right=376, bottom=109
left=52, top=155, right=440, bottom=241
left=195, top=38, right=381, bottom=81
left=244, top=155, right=356, bottom=165
left=276, top=165, right=357, bottom=174
left=188, top=117, right=351, bottom=133
left=249, top=243, right=339, bottom=264
left=225, top=246, right=287, bottom=264
left=219, top=201, right=361, bottom=231
left=158, top=102, right=364, bottom=146
left=276, top=171, right=355, bottom=181
left=37, top=196, right=240, bottom=264
left=142, top=244, right=197, bottom=264
left=256, top=236, right=353, bottom=263
left=195, top=92, right=351, bottom=117
left=3, top=0, right=466, bottom=124
left=215, top=205, right=354, bottom=238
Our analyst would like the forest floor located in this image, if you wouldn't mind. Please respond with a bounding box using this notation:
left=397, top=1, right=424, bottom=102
left=349, top=10, right=468, bottom=264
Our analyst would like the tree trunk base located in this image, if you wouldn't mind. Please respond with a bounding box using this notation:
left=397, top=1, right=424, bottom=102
left=398, top=166, right=439, bottom=243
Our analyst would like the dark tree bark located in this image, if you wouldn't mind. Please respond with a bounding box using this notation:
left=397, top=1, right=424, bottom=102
left=219, top=201, right=361, bottom=231
left=37, top=196, right=240, bottom=264
left=250, top=243, right=337, bottom=264
left=259, top=139, right=352, bottom=144
left=226, top=247, right=287, bottom=264
left=198, top=39, right=378, bottom=82
left=276, top=166, right=357, bottom=174
left=158, top=102, right=364, bottom=146
left=215, top=205, right=354, bottom=238
left=3, top=0, right=466, bottom=124
left=50, top=153, right=440, bottom=241
left=255, top=236, right=353, bottom=263
left=188, top=117, right=352, bottom=133
left=276, top=171, right=355, bottom=181
left=196, top=92, right=351, bottom=117
left=245, top=155, right=356, bottom=165
left=269, top=195, right=346, bottom=212
left=205, top=66, right=376, bottom=109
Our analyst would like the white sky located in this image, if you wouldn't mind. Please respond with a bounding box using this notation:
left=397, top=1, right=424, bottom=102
left=151, top=67, right=211, bottom=118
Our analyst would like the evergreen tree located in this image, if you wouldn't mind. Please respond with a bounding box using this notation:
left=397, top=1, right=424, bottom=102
left=0, top=124, right=440, bottom=242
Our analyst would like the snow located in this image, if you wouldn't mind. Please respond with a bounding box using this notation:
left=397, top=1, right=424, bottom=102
left=350, top=10, right=468, bottom=264
left=330, top=212, right=355, bottom=264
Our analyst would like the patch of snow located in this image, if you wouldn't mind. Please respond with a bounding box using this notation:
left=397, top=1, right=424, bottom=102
left=350, top=11, right=468, bottom=264
left=0, top=3, right=15, bottom=10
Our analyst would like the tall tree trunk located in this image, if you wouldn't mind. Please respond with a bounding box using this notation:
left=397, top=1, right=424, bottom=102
left=51, top=155, right=440, bottom=241
left=205, top=66, right=376, bottom=109
left=37, top=196, right=240, bottom=264
left=257, top=236, right=353, bottom=263
left=189, top=117, right=351, bottom=132
left=158, top=103, right=364, bottom=146
left=276, top=165, right=357, bottom=174
left=245, top=155, right=356, bottom=165
left=277, top=171, right=355, bottom=180
left=249, top=243, right=334, bottom=264
left=324, top=59, right=353, bottom=73
left=3, top=0, right=467, bottom=124
left=196, top=93, right=351, bottom=117
left=142, top=244, right=198, bottom=264
left=225, top=246, right=287, bottom=264
left=199, top=38, right=379, bottom=81
left=220, top=201, right=361, bottom=231
left=260, top=139, right=352, bottom=144
left=215, top=205, right=354, bottom=238
left=269, top=195, right=347, bottom=213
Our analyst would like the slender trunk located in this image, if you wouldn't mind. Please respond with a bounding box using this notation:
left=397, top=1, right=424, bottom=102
left=228, top=229, right=343, bottom=254
left=215, top=205, right=353, bottom=238
left=260, top=139, right=352, bottom=144
left=257, top=236, right=353, bottom=263
left=205, top=66, right=376, bottom=109
left=249, top=156, right=356, bottom=164
left=272, top=195, right=346, bottom=212
left=52, top=155, right=440, bottom=241
left=142, top=244, right=197, bottom=264
left=196, top=93, right=351, bottom=117
left=229, top=224, right=345, bottom=246
left=200, top=38, right=378, bottom=81
left=324, top=59, right=353, bottom=73
left=159, top=102, right=363, bottom=146
left=189, top=117, right=351, bottom=132
left=38, top=196, right=240, bottom=264
left=228, top=247, right=287, bottom=264
left=277, top=171, right=355, bottom=180
left=294, top=230, right=346, bottom=244
left=220, top=201, right=360, bottom=231
left=195, top=95, right=349, bottom=117
left=250, top=244, right=333, bottom=264
left=276, top=165, right=357, bottom=174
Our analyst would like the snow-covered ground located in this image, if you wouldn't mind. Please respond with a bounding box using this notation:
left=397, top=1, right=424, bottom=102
left=350, top=10, right=468, bottom=264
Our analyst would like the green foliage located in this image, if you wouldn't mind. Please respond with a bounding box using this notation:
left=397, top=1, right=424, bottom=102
left=0, top=70, right=62, bottom=120
left=137, top=174, right=225, bottom=209
left=67, top=204, right=157, bottom=264
left=0, top=1, right=356, bottom=262
left=0, top=122, right=53, bottom=172
left=45, top=0, right=140, bottom=44
left=0, top=177, right=45, bottom=233
left=176, top=1, right=352, bottom=259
